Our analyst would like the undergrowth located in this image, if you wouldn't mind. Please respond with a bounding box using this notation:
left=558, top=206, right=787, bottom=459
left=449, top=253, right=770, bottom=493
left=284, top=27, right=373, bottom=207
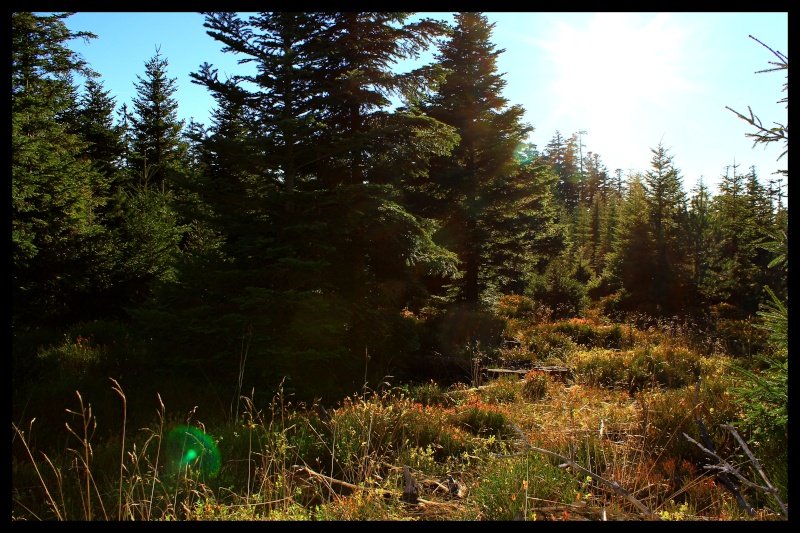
left=11, top=306, right=788, bottom=521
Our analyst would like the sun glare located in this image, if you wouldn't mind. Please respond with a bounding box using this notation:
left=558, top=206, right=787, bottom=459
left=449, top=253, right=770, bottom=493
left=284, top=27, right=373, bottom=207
left=537, top=13, right=691, bottom=128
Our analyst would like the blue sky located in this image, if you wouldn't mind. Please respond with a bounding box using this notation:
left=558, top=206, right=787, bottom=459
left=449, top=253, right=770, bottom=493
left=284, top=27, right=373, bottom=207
left=60, top=12, right=788, bottom=197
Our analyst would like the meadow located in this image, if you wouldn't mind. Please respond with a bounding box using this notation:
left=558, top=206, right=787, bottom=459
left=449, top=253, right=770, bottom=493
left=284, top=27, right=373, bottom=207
left=11, top=296, right=787, bottom=521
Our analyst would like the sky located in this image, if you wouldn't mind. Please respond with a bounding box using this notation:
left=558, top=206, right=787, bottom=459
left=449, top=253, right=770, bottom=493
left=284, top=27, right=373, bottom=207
left=59, top=12, right=788, bottom=198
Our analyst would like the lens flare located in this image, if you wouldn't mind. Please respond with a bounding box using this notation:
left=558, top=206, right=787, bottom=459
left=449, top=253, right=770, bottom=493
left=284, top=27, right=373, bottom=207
left=166, top=426, right=220, bottom=478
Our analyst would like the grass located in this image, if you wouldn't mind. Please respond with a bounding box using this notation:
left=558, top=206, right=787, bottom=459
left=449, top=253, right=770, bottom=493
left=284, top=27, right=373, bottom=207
left=11, top=311, right=788, bottom=521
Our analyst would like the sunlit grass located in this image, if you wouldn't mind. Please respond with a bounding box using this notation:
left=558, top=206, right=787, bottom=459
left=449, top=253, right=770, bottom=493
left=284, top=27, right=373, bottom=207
left=12, top=313, right=787, bottom=521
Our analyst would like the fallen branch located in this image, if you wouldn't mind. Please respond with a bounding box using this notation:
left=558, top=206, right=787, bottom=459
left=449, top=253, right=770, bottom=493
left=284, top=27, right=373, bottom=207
left=496, top=423, right=659, bottom=520
left=721, top=423, right=787, bottom=517
left=289, top=465, right=459, bottom=509
left=684, top=423, right=788, bottom=519
left=290, top=465, right=391, bottom=500
left=687, top=378, right=756, bottom=517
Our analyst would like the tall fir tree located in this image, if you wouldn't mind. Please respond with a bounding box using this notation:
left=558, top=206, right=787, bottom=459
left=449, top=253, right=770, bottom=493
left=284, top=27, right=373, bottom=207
left=543, top=131, right=583, bottom=211
left=642, top=142, right=690, bottom=315
left=709, top=164, right=780, bottom=316
left=12, top=12, right=115, bottom=326
left=73, top=78, right=127, bottom=185
left=128, top=47, right=186, bottom=192
left=114, top=48, right=190, bottom=314
left=134, top=12, right=458, bottom=400
left=686, top=178, right=715, bottom=312
left=604, top=174, right=656, bottom=314
left=419, top=12, right=538, bottom=304
left=709, top=162, right=762, bottom=316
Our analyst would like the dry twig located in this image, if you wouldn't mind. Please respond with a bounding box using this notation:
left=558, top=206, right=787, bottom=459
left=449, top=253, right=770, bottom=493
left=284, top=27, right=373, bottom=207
left=496, top=422, right=660, bottom=520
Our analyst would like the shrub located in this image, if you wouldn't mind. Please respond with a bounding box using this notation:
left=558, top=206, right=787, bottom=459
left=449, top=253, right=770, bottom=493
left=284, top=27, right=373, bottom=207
left=400, top=380, right=452, bottom=408
left=713, top=318, right=770, bottom=358
left=526, top=275, right=587, bottom=320
left=638, top=378, right=741, bottom=463
left=440, top=303, right=507, bottom=351
left=574, top=349, right=634, bottom=390
left=574, top=346, right=700, bottom=393
left=522, top=370, right=550, bottom=401
left=525, top=256, right=588, bottom=320
left=725, top=289, right=788, bottom=503
left=523, top=328, right=577, bottom=363
left=494, top=294, right=537, bottom=319
left=452, top=405, right=512, bottom=440
left=481, top=375, right=521, bottom=404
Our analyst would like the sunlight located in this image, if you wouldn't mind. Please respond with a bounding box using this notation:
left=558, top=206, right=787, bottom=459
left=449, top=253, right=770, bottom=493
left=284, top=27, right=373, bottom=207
left=537, top=13, right=692, bottom=127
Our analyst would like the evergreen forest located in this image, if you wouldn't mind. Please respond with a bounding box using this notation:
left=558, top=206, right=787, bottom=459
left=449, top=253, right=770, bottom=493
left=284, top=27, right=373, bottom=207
left=12, top=13, right=788, bottom=521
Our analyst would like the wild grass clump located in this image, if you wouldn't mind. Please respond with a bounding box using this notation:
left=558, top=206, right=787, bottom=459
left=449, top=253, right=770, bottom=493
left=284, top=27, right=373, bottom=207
left=469, top=455, right=575, bottom=521
left=551, top=318, right=625, bottom=349
left=480, top=375, right=521, bottom=404
left=713, top=318, right=770, bottom=358
left=573, top=345, right=700, bottom=393
left=400, top=380, right=453, bottom=407
left=637, top=378, right=741, bottom=463
left=518, top=328, right=577, bottom=363
left=522, top=370, right=550, bottom=401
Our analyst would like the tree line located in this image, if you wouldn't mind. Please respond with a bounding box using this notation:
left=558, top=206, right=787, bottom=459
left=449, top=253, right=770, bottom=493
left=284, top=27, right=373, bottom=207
left=12, top=12, right=787, bottom=400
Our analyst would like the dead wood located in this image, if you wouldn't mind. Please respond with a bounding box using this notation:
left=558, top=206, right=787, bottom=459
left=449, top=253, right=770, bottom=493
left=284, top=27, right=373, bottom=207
left=290, top=465, right=392, bottom=501
left=496, top=422, right=660, bottom=520
left=401, top=465, right=418, bottom=504
left=683, top=415, right=787, bottom=518
left=685, top=378, right=757, bottom=517
left=289, top=464, right=460, bottom=510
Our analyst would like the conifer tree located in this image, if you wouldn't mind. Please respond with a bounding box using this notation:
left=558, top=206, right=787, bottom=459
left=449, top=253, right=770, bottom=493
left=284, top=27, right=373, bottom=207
left=135, top=12, right=457, bottom=399
left=74, top=78, right=127, bottom=184
left=12, top=12, right=114, bottom=325
left=642, top=142, right=690, bottom=315
left=128, top=47, right=186, bottom=192
left=112, top=48, right=190, bottom=315
left=709, top=164, right=779, bottom=316
left=419, top=12, right=539, bottom=304
left=686, top=178, right=715, bottom=311
left=543, top=131, right=582, bottom=211
left=604, top=175, right=656, bottom=314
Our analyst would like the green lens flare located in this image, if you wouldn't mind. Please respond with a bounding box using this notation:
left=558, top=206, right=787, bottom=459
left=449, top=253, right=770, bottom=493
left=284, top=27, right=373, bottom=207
left=166, top=426, right=220, bottom=478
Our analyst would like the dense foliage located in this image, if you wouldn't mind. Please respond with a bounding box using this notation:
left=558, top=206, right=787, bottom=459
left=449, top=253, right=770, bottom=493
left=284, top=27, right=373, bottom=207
left=12, top=13, right=787, bottom=521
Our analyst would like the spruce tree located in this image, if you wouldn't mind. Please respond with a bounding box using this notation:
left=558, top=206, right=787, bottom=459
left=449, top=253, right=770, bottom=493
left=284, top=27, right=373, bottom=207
left=543, top=131, right=582, bottom=211
left=686, top=178, right=715, bottom=312
left=135, top=12, right=457, bottom=400
left=642, top=142, right=690, bottom=315
left=709, top=164, right=779, bottom=316
left=605, top=175, right=656, bottom=315
left=709, top=163, right=762, bottom=316
left=419, top=12, right=538, bottom=304
left=114, top=48, right=188, bottom=315
left=74, top=78, right=126, bottom=184
left=128, top=47, right=186, bottom=192
left=12, top=12, right=114, bottom=325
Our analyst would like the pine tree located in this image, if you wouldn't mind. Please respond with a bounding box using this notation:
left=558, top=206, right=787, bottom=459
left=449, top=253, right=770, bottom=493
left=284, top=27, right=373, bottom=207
left=128, top=47, right=186, bottom=192
left=420, top=12, right=537, bottom=304
left=134, top=12, right=457, bottom=399
left=12, top=12, right=114, bottom=325
left=642, top=142, right=689, bottom=315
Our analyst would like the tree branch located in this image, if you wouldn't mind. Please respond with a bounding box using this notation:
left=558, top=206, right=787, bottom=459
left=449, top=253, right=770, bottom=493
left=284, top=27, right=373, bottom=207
left=496, top=422, right=659, bottom=520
